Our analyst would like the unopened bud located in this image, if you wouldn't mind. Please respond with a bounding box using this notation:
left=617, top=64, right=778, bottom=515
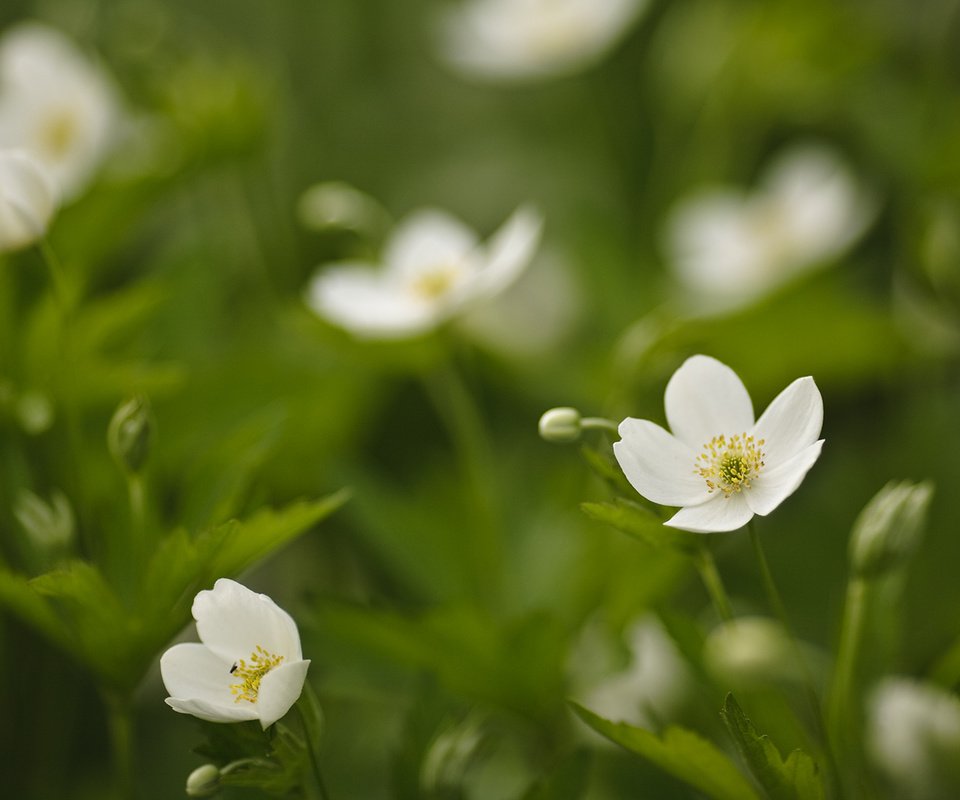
left=297, top=181, right=388, bottom=235
left=14, top=489, right=74, bottom=550
left=850, top=481, right=933, bottom=579
left=538, top=407, right=582, bottom=443
left=185, top=764, right=220, bottom=797
left=704, top=616, right=806, bottom=688
left=107, top=395, right=153, bottom=474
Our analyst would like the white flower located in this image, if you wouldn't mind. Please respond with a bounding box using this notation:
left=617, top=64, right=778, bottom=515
left=436, top=0, right=648, bottom=82
left=0, top=149, right=55, bottom=251
left=0, top=22, right=121, bottom=201
left=665, top=144, right=874, bottom=311
left=868, top=678, right=960, bottom=799
left=614, top=355, right=824, bottom=533
left=160, top=579, right=310, bottom=729
left=305, top=205, right=542, bottom=339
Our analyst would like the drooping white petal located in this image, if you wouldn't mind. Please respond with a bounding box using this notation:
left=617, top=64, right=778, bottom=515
left=751, top=377, right=823, bottom=466
left=614, top=418, right=711, bottom=506
left=193, top=578, right=302, bottom=665
left=256, top=659, right=311, bottom=729
left=745, top=440, right=824, bottom=517
left=0, top=150, right=55, bottom=251
left=383, top=209, right=479, bottom=282
left=664, top=355, right=754, bottom=449
left=160, top=642, right=234, bottom=704
left=471, top=204, right=543, bottom=299
left=664, top=492, right=754, bottom=533
left=165, top=696, right=260, bottom=724
left=305, top=263, right=438, bottom=338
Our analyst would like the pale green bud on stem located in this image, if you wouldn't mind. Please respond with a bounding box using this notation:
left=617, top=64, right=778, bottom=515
left=185, top=764, right=221, bottom=797
left=849, top=480, right=933, bottom=579
left=107, top=395, right=154, bottom=475
left=538, top=407, right=618, bottom=443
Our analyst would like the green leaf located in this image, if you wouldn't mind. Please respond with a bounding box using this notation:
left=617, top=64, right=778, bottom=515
left=581, top=498, right=699, bottom=554
left=571, top=703, right=760, bottom=800
left=720, top=694, right=825, bottom=800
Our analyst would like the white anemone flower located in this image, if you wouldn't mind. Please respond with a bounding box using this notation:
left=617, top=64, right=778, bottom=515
left=436, top=0, right=649, bottom=82
left=160, top=579, right=310, bottom=730
left=0, top=149, right=55, bottom=252
left=666, top=144, right=874, bottom=311
left=614, top=355, right=824, bottom=533
left=305, top=204, right=542, bottom=339
left=0, top=23, right=121, bottom=201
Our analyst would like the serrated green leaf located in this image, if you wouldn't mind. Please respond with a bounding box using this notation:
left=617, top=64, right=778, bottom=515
left=581, top=498, right=699, bottom=554
left=571, top=703, right=760, bottom=800
left=720, top=694, right=825, bottom=800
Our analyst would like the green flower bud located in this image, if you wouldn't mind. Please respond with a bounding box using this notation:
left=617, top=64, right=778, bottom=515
left=107, top=395, right=154, bottom=474
left=850, top=481, right=933, bottom=579
left=704, top=617, right=808, bottom=688
left=538, top=407, right=582, bottom=443
left=185, top=764, right=220, bottom=797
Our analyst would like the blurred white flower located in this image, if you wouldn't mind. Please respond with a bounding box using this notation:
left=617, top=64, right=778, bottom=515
left=0, top=22, right=121, bottom=200
left=614, top=355, right=824, bottom=533
left=0, top=149, right=55, bottom=251
left=306, top=205, right=542, bottom=339
left=665, top=144, right=874, bottom=311
left=436, top=0, right=649, bottom=82
left=868, top=678, right=960, bottom=799
left=161, top=578, right=310, bottom=729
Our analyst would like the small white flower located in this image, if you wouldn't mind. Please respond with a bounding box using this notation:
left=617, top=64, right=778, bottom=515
left=160, top=579, right=310, bottom=729
left=305, top=205, right=542, bottom=339
left=436, top=0, right=648, bottom=82
left=868, top=678, right=960, bottom=799
left=0, top=22, right=121, bottom=201
left=0, top=149, right=55, bottom=251
left=666, top=144, right=874, bottom=311
left=614, top=355, right=824, bottom=533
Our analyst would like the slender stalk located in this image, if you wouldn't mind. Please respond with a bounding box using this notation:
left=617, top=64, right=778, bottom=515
left=747, top=521, right=790, bottom=628
left=580, top=416, right=620, bottom=436
left=103, top=690, right=135, bottom=799
left=694, top=543, right=734, bottom=622
left=295, top=689, right=331, bottom=800
left=828, top=577, right=870, bottom=756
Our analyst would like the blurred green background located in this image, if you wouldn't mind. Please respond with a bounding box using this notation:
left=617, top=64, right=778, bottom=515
left=1, top=0, right=960, bottom=797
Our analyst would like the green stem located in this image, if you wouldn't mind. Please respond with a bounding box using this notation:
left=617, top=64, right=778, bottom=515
left=694, top=544, right=734, bottom=622
left=580, top=416, right=619, bottom=436
left=296, top=686, right=331, bottom=800
left=828, top=577, right=870, bottom=757
left=747, top=521, right=790, bottom=628
left=103, top=691, right=135, bottom=799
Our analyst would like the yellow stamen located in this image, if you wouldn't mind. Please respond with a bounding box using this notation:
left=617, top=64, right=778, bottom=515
left=696, top=433, right=765, bottom=497
left=411, top=265, right=461, bottom=299
left=39, top=109, right=79, bottom=159
left=229, top=645, right=284, bottom=704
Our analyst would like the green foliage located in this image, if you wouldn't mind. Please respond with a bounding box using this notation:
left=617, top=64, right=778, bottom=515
left=581, top=497, right=700, bottom=554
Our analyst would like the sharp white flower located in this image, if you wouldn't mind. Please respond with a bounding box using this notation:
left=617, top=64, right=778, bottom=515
left=0, top=22, right=121, bottom=201
left=665, top=144, right=874, bottom=311
left=160, top=579, right=310, bottom=730
left=614, top=355, right=824, bottom=533
left=436, top=0, right=649, bottom=82
left=868, top=678, right=960, bottom=799
left=0, top=149, right=55, bottom=252
left=305, top=204, right=542, bottom=339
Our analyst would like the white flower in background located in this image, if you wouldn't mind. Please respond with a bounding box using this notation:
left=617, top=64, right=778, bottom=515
left=665, top=144, right=874, bottom=311
left=306, top=205, right=542, bottom=339
left=436, top=0, right=649, bottom=82
left=868, top=678, right=960, bottom=799
left=0, top=22, right=121, bottom=201
left=160, top=579, right=310, bottom=729
left=614, top=355, right=823, bottom=533
left=0, top=149, right=55, bottom=252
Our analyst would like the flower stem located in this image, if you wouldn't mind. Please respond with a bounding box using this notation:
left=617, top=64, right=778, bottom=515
left=103, top=690, right=135, bottom=799
left=296, top=684, right=331, bottom=800
left=827, top=576, right=870, bottom=762
left=580, top=416, right=619, bottom=436
left=747, top=521, right=791, bottom=627
left=694, top=544, right=734, bottom=622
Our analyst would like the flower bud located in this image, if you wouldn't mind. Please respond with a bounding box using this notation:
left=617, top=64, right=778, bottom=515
left=849, top=481, right=933, bottom=579
left=297, top=181, right=388, bottom=235
left=14, top=488, right=74, bottom=550
left=538, top=406, right=582, bottom=443
left=185, top=764, right=221, bottom=797
left=107, top=394, right=153, bottom=474
left=704, top=616, right=806, bottom=688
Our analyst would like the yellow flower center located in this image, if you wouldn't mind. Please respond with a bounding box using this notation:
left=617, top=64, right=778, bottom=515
left=39, top=109, right=80, bottom=159
left=411, top=265, right=461, bottom=300
left=230, top=645, right=285, bottom=704
left=697, top=433, right=765, bottom=496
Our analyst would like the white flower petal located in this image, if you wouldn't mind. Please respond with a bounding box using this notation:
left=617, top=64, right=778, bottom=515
left=664, top=492, right=754, bottom=533
left=614, top=418, right=711, bottom=506
left=664, top=355, right=754, bottom=448
left=383, top=209, right=479, bottom=281
left=160, top=642, right=234, bottom=704
left=745, top=440, right=824, bottom=517
left=0, top=149, right=55, bottom=251
left=305, top=263, right=438, bottom=338
left=165, top=696, right=259, bottom=724
left=256, top=659, right=311, bottom=729
left=751, top=377, right=823, bottom=466
left=194, top=578, right=302, bottom=665
left=471, top=204, right=543, bottom=299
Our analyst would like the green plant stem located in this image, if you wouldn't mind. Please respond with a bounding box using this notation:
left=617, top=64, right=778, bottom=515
left=828, top=576, right=870, bottom=758
left=296, top=688, right=331, bottom=800
left=580, top=416, right=619, bottom=436
left=103, top=690, right=135, bottom=799
left=694, top=544, right=734, bottom=622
